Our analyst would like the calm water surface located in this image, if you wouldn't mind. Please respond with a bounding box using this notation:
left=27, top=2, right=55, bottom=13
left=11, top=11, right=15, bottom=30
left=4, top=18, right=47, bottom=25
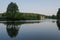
left=0, top=19, right=60, bottom=40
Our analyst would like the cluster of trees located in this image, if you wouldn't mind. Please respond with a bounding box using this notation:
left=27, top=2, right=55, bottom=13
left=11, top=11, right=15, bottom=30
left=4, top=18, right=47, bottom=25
left=1, top=2, right=60, bottom=20
left=17, top=13, right=40, bottom=20
left=1, top=12, right=41, bottom=20
left=45, top=15, right=57, bottom=19
left=46, top=8, right=60, bottom=19
left=41, top=8, right=60, bottom=19
left=0, top=2, right=43, bottom=20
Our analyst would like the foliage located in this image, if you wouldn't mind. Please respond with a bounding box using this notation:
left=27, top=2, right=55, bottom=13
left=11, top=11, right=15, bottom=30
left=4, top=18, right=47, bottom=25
left=15, top=13, right=41, bottom=20
left=1, top=12, right=42, bottom=20
left=45, top=15, right=57, bottom=19
left=51, top=15, right=57, bottom=19
left=57, top=8, right=60, bottom=19
left=0, top=2, right=45, bottom=20
left=6, top=2, right=19, bottom=20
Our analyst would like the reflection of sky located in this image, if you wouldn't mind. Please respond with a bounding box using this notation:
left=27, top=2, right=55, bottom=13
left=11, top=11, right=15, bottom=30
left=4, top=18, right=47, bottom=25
left=0, top=0, right=60, bottom=15
left=0, top=19, right=60, bottom=40
left=19, top=21, right=60, bottom=40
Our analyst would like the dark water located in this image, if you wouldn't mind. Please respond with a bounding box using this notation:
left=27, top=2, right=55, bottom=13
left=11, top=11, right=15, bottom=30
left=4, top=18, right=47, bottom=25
left=0, top=19, right=60, bottom=40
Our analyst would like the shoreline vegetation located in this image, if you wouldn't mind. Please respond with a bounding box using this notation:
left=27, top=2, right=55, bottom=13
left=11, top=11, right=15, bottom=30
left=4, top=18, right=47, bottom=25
left=0, top=12, right=45, bottom=20
left=0, top=2, right=59, bottom=21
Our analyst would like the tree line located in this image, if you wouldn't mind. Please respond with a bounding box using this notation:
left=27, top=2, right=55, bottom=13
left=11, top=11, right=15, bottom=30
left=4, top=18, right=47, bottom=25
left=0, top=2, right=60, bottom=20
left=0, top=2, right=43, bottom=20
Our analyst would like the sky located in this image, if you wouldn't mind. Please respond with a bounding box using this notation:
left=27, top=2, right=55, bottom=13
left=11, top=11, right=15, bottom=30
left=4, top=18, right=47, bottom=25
left=0, top=0, right=60, bottom=15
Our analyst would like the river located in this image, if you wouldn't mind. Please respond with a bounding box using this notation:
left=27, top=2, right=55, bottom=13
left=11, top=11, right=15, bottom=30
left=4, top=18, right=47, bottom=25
left=0, top=19, right=60, bottom=40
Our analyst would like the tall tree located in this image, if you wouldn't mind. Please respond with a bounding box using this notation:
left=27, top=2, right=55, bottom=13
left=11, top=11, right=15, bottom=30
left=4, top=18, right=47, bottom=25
left=6, top=2, right=19, bottom=19
left=57, top=8, right=60, bottom=19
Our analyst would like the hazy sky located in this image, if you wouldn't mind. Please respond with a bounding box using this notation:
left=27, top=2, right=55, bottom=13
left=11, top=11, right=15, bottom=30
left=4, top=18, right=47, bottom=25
left=0, top=0, right=60, bottom=15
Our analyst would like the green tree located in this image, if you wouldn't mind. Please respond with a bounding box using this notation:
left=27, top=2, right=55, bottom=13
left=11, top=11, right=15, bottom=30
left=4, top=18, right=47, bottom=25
left=51, top=15, right=56, bottom=19
left=6, top=2, right=19, bottom=20
left=57, top=8, right=60, bottom=19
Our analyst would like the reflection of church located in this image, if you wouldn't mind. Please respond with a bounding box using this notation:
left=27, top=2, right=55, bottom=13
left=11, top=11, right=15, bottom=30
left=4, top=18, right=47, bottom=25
left=56, top=19, right=60, bottom=30
left=5, top=22, right=21, bottom=38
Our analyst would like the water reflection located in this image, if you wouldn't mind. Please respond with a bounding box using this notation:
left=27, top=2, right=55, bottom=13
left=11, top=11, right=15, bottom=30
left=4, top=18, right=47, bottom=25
left=5, top=21, right=21, bottom=38
left=3, top=21, right=38, bottom=38
left=1, top=20, right=60, bottom=40
left=52, top=21, right=55, bottom=23
left=56, top=19, right=60, bottom=30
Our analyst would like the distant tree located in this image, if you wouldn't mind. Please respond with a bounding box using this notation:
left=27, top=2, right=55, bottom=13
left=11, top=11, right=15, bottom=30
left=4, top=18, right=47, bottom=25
left=6, top=2, right=19, bottom=20
left=51, top=15, right=56, bottom=19
left=57, top=8, right=60, bottom=19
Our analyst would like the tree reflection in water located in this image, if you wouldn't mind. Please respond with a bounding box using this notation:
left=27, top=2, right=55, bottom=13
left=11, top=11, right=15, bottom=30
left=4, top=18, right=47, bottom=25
left=56, top=19, right=60, bottom=30
left=5, top=21, right=21, bottom=38
left=3, top=21, right=39, bottom=38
